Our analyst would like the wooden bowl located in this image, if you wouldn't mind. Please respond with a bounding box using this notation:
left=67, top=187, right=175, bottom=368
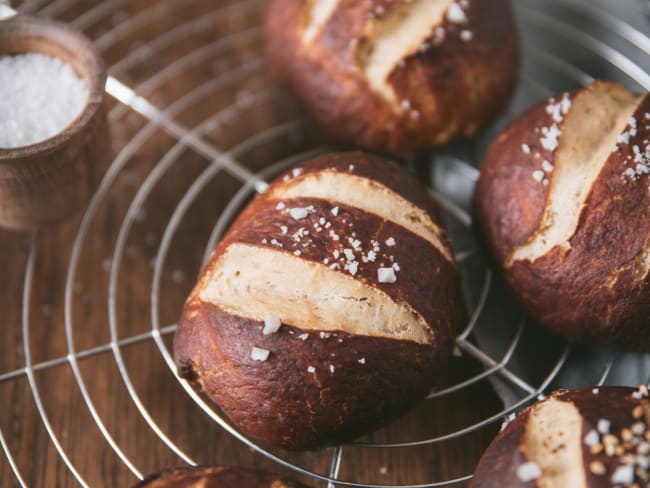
left=0, top=15, right=110, bottom=230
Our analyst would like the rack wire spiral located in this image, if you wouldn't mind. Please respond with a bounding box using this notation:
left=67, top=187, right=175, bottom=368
left=0, top=0, right=648, bottom=486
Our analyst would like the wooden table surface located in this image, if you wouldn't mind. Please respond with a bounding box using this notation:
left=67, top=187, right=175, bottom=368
left=0, top=1, right=504, bottom=486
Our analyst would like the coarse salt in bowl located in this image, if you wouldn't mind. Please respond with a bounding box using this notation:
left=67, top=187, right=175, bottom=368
left=0, top=53, right=90, bottom=148
left=0, top=15, right=110, bottom=230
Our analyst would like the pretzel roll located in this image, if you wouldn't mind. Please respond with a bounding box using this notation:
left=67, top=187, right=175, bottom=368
left=474, top=81, right=650, bottom=350
left=265, top=0, right=518, bottom=156
left=174, top=151, right=461, bottom=450
left=470, top=386, right=650, bottom=488
left=135, top=466, right=310, bottom=488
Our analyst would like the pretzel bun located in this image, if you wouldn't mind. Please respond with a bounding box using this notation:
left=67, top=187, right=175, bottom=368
left=265, top=0, right=518, bottom=156
left=470, top=386, right=650, bottom=488
left=135, top=466, right=310, bottom=488
left=174, top=151, right=461, bottom=450
left=474, top=81, right=650, bottom=350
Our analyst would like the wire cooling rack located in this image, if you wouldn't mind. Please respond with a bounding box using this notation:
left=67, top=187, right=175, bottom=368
left=0, top=0, right=649, bottom=486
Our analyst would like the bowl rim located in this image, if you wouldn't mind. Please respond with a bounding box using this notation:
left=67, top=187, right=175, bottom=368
left=0, top=14, right=107, bottom=164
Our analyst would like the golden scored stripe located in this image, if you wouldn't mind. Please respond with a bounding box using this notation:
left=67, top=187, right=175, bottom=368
left=522, top=399, right=586, bottom=488
left=356, top=0, right=455, bottom=106
left=195, top=243, right=433, bottom=344
left=509, top=83, right=642, bottom=266
left=270, top=170, right=452, bottom=261
left=301, top=0, right=340, bottom=44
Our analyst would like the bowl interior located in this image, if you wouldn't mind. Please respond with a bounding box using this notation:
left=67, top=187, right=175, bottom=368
left=0, top=15, right=106, bottom=157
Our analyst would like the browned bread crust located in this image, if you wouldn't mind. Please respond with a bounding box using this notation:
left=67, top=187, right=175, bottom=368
left=134, top=466, right=310, bottom=488
left=174, top=151, right=462, bottom=450
left=265, top=0, right=518, bottom=156
left=474, top=81, right=650, bottom=350
left=470, top=386, right=650, bottom=488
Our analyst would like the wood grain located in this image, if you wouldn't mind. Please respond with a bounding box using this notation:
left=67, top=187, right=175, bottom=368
left=0, top=0, right=501, bottom=486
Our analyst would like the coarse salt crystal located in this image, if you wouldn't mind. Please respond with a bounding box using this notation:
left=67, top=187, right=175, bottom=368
left=611, top=465, right=634, bottom=484
left=560, top=94, right=572, bottom=114
left=331, top=206, right=339, bottom=216
left=329, top=364, right=335, bottom=373
left=532, top=170, right=545, bottom=182
left=629, top=116, right=638, bottom=130
left=522, top=144, right=531, bottom=154
left=592, top=388, right=600, bottom=395
left=623, top=168, right=637, bottom=179
left=289, top=207, right=311, bottom=220
left=618, top=132, right=631, bottom=145
left=517, top=462, right=541, bottom=482
left=297, top=333, right=309, bottom=341
left=344, top=249, right=355, bottom=261
left=0, top=4, right=15, bottom=20
left=584, top=429, right=600, bottom=447
left=263, top=313, right=282, bottom=335
left=378, top=267, right=397, bottom=283
left=433, top=26, right=446, bottom=45
left=460, top=30, right=473, bottom=42
left=633, top=144, right=644, bottom=162
left=446, top=3, right=467, bottom=23
left=307, top=366, right=316, bottom=373
left=542, top=160, right=554, bottom=173
left=276, top=202, right=285, bottom=210
left=385, top=237, right=396, bottom=247
left=632, top=421, right=646, bottom=435
left=358, top=357, right=366, bottom=364
left=0, top=53, right=89, bottom=148
left=545, top=94, right=571, bottom=123
left=347, top=261, right=359, bottom=275
left=540, top=124, right=561, bottom=152
left=250, top=347, right=270, bottom=361
left=597, top=419, right=611, bottom=434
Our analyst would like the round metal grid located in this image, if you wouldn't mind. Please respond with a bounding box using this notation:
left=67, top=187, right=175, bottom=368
left=1, top=0, right=649, bottom=486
